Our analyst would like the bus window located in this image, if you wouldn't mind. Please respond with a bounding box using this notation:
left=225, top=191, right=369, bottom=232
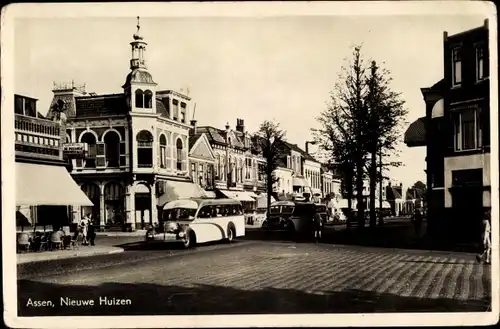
left=293, top=204, right=314, bottom=216
left=198, top=206, right=212, bottom=218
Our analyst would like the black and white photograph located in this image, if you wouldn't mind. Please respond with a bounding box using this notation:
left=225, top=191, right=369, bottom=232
left=1, top=1, right=498, bottom=328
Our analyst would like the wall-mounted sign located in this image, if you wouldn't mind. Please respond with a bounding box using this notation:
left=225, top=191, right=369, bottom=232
left=63, top=143, right=88, bottom=159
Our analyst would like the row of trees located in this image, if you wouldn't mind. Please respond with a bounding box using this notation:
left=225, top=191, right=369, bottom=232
left=251, top=46, right=407, bottom=226
left=312, top=45, right=407, bottom=229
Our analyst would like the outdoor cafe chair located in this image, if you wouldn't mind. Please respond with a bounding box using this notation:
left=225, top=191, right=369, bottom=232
left=49, top=232, right=63, bottom=251
left=17, top=233, right=31, bottom=253
left=70, top=233, right=82, bottom=250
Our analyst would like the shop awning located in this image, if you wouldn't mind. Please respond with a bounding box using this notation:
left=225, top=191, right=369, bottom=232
left=292, top=177, right=310, bottom=187
left=157, top=180, right=207, bottom=207
left=404, top=117, right=426, bottom=147
left=219, top=190, right=256, bottom=202
left=16, top=162, right=93, bottom=206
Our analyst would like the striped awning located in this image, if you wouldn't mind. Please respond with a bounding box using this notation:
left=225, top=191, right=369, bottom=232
left=404, top=117, right=426, bottom=147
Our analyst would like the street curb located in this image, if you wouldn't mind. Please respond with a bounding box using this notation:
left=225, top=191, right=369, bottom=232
left=17, top=248, right=125, bottom=265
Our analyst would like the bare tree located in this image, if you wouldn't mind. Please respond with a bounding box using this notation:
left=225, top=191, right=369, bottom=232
left=254, top=120, right=286, bottom=214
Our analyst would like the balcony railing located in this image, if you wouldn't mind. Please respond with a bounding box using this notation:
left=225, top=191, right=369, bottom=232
left=15, top=114, right=63, bottom=161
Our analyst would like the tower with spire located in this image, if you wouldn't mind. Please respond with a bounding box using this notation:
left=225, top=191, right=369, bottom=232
left=122, top=16, right=157, bottom=113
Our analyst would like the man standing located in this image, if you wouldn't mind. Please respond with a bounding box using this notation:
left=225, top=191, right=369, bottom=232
left=476, top=210, right=491, bottom=264
left=88, top=214, right=96, bottom=246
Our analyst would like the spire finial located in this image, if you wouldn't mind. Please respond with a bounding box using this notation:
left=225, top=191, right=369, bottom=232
left=133, top=16, right=143, bottom=40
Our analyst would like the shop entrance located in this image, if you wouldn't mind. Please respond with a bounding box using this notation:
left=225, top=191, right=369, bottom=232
left=135, top=194, right=151, bottom=229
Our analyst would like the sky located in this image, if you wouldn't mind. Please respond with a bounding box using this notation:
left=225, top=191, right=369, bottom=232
left=14, top=14, right=487, bottom=190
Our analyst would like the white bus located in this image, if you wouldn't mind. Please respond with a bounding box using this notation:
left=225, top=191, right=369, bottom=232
left=146, top=198, right=245, bottom=248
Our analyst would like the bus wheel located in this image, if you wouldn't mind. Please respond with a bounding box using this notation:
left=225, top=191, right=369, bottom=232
left=227, top=227, right=235, bottom=243
left=183, top=231, right=196, bottom=249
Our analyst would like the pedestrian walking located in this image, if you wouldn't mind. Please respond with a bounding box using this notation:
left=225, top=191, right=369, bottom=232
left=413, top=209, right=423, bottom=238
left=88, top=215, right=96, bottom=246
left=80, top=213, right=91, bottom=246
left=476, top=210, right=491, bottom=264
left=313, top=212, right=323, bottom=243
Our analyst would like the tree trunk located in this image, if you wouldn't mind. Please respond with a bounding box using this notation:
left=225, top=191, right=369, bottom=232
left=266, top=170, right=273, bottom=216
left=355, top=159, right=365, bottom=230
left=346, top=170, right=354, bottom=230
left=369, top=150, right=377, bottom=228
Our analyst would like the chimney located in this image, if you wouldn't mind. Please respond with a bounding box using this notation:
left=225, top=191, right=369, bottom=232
left=225, top=122, right=230, bottom=130
left=443, top=31, right=448, bottom=40
left=236, top=118, right=245, bottom=133
left=191, top=120, right=197, bottom=134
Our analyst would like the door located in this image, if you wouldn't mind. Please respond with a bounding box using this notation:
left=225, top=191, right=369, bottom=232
left=452, top=186, right=483, bottom=242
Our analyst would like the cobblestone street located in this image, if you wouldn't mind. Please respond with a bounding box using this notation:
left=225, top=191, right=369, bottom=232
left=18, top=240, right=491, bottom=315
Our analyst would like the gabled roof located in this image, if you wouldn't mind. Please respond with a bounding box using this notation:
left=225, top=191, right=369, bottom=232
left=282, top=141, right=319, bottom=163
left=196, top=126, right=247, bottom=150
left=387, top=186, right=403, bottom=200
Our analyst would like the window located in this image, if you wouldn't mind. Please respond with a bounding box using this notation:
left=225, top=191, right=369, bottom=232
left=144, top=90, right=153, bottom=109
left=173, top=100, right=179, bottom=120
left=180, top=103, right=186, bottom=123
left=198, top=164, right=204, bottom=186
left=454, top=109, right=481, bottom=151
left=215, top=155, right=220, bottom=178
left=176, top=138, right=183, bottom=171
left=451, top=47, right=462, bottom=86
left=137, top=130, right=153, bottom=167
left=206, top=165, right=212, bottom=187
left=104, top=131, right=120, bottom=167
left=159, top=135, right=167, bottom=168
left=81, top=133, right=97, bottom=168
left=135, top=89, right=144, bottom=108
left=245, top=158, right=252, bottom=180
left=476, top=45, right=485, bottom=81
left=191, top=163, right=197, bottom=182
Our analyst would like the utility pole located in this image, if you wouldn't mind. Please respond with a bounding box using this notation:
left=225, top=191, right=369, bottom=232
left=378, top=146, right=384, bottom=226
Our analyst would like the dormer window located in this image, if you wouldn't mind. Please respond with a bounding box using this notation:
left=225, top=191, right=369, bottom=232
left=451, top=47, right=462, bottom=86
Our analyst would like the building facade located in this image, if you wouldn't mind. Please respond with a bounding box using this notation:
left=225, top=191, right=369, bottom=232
left=188, top=123, right=216, bottom=193
left=15, top=94, right=92, bottom=232
left=50, top=19, right=206, bottom=231
left=405, top=20, right=490, bottom=241
left=194, top=119, right=265, bottom=204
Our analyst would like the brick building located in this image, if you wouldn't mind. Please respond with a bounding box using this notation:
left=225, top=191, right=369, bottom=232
left=405, top=20, right=490, bottom=241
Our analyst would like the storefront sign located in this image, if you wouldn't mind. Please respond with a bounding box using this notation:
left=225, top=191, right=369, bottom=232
left=63, top=143, right=88, bottom=158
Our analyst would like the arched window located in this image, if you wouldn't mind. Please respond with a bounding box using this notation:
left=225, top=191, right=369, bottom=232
left=81, top=182, right=100, bottom=221
left=104, top=131, right=120, bottom=167
left=215, top=154, right=220, bottom=178
left=81, top=133, right=97, bottom=168
left=239, top=159, right=243, bottom=183
left=136, top=130, right=153, bottom=167
left=144, top=90, right=153, bottom=109
left=176, top=138, right=183, bottom=171
left=159, top=134, right=167, bottom=169
left=135, top=89, right=144, bottom=108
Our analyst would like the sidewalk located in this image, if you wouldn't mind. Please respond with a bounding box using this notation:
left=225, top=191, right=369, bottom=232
left=17, top=245, right=124, bottom=264
left=96, top=230, right=147, bottom=237
left=322, top=220, right=480, bottom=254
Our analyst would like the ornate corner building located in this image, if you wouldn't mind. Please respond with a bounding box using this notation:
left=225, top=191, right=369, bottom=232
left=47, top=18, right=206, bottom=231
